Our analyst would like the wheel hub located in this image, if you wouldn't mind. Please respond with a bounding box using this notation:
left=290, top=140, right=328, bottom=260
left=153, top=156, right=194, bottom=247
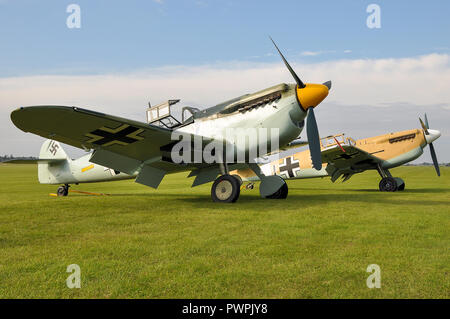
left=215, top=180, right=233, bottom=200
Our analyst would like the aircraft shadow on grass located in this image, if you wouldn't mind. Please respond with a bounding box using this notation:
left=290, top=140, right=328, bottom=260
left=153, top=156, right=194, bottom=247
left=105, top=190, right=449, bottom=208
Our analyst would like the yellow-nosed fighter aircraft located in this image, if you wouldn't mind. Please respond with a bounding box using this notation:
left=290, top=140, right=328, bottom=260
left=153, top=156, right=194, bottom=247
left=232, top=115, right=441, bottom=193
left=9, top=39, right=332, bottom=203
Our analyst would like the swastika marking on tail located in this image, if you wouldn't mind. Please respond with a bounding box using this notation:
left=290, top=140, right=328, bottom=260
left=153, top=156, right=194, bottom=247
left=48, top=141, right=59, bottom=156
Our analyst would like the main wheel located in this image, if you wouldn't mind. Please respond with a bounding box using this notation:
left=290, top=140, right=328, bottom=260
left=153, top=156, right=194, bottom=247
left=379, top=177, right=398, bottom=192
left=211, top=175, right=241, bottom=203
left=232, top=174, right=243, bottom=186
left=57, top=185, right=69, bottom=196
left=265, top=181, right=288, bottom=199
left=394, top=177, right=405, bottom=191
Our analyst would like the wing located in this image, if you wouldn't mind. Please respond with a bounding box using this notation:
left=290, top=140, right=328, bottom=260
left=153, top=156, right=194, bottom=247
left=11, top=105, right=209, bottom=188
left=3, top=159, right=66, bottom=164
left=11, top=105, right=173, bottom=159
left=321, top=144, right=383, bottom=182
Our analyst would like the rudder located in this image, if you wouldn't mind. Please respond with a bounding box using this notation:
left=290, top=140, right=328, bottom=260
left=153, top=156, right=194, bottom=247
left=39, top=140, right=68, bottom=160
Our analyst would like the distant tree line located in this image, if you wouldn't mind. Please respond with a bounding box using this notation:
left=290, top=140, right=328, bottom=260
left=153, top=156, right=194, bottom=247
left=404, top=162, right=450, bottom=167
left=0, top=155, right=38, bottom=162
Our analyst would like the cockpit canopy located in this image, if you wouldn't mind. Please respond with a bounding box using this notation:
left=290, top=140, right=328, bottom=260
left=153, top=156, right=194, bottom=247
left=146, top=100, right=199, bottom=129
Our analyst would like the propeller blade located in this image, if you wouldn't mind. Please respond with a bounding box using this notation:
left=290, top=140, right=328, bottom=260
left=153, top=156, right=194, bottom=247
left=322, top=81, right=332, bottom=90
left=424, top=113, right=430, bottom=129
left=429, top=143, right=441, bottom=177
left=269, top=37, right=306, bottom=88
left=306, top=108, right=322, bottom=170
left=419, top=117, right=429, bottom=135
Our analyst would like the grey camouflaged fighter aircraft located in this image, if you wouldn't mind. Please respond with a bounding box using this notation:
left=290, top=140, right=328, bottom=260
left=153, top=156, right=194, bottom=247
left=10, top=39, right=331, bottom=203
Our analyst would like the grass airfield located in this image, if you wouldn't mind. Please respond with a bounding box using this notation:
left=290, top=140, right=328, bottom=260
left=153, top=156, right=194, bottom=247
left=0, top=164, right=448, bottom=299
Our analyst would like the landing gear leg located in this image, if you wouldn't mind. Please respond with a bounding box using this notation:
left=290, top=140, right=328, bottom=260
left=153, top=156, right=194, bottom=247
left=211, top=162, right=241, bottom=203
left=57, top=184, right=69, bottom=197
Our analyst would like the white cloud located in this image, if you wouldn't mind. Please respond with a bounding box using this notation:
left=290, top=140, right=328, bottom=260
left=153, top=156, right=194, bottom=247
left=300, top=50, right=336, bottom=56
left=300, top=50, right=353, bottom=56
left=1, top=54, right=449, bottom=160
left=301, top=51, right=323, bottom=56
left=2, top=53, right=449, bottom=109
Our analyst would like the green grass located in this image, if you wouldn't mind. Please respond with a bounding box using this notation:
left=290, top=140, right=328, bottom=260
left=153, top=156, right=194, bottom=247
left=0, top=164, right=448, bottom=299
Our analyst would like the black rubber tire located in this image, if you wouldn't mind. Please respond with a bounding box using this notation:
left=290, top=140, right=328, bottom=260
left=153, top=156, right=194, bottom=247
left=57, top=185, right=68, bottom=197
left=211, top=175, right=240, bottom=203
left=379, top=177, right=398, bottom=192
left=265, top=181, right=288, bottom=199
left=232, top=174, right=243, bottom=186
left=397, top=183, right=405, bottom=191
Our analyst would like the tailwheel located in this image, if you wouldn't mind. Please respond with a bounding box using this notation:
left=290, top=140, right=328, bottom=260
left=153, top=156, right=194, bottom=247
left=211, top=175, right=241, bottom=203
left=57, top=184, right=69, bottom=197
left=265, top=180, right=288, bottom=199
left=379, top=177, right=398, bottom=192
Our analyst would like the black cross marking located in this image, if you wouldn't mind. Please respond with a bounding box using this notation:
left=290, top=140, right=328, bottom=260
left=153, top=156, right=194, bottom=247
left=279, top=156, right=300, bottom=178
left=334, top=152, right=359, bottom=160
left=86, top=125, right=144, bottom=146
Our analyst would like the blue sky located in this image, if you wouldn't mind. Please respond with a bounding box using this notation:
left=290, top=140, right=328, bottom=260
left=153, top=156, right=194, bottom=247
left=1, top=0, right=450, bottom=76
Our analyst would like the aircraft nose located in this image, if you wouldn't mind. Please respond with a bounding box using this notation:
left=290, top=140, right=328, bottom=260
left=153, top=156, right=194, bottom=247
left=296, top=83, right=329, bottom=112
left=425, top=129, right=441, bottom=144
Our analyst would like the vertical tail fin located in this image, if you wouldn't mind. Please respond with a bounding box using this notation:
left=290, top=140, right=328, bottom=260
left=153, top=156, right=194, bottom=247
left=39, top=140, right=68, bottom=160
left=38, top=140, right=71, bottom=184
